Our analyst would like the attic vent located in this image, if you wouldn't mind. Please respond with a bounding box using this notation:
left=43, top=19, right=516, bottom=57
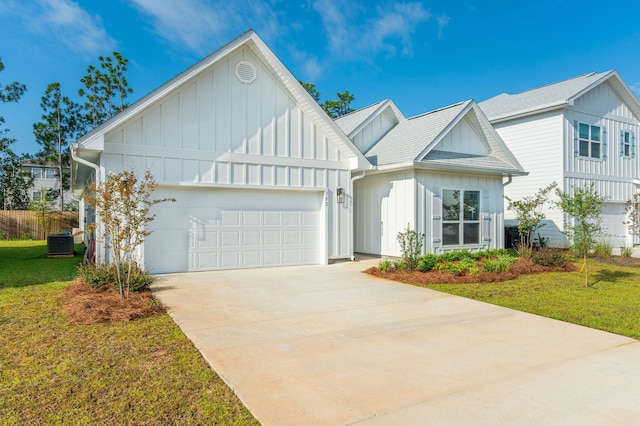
left=235, top=61, right=256, bottom=84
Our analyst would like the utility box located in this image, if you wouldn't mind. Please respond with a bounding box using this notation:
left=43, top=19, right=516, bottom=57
left=504, top=226, right=520, bottom=249
left=47, top=234, right=74, bottom=256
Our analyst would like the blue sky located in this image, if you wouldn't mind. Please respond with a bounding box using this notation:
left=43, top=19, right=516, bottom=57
left=2, top=0, right=640, bottom=156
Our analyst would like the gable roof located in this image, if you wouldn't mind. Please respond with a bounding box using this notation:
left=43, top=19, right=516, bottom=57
left=74, top=30, right=371, bottom=171
left=364, top=100, right=525, bottom=175
left=479, top=70, right=640, bottom=123
left=334, top=99, right=405, bottom=137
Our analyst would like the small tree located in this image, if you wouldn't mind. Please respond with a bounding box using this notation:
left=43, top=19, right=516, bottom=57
left=555, top=183, right=606, bottom=287
left=505, top=182, right=557, bottom=255
left=85, top=169, right=175, bottom=299
left=30, top=189, right=56, bottom=238
left=397, top=223, right=425, bottom=272
left=625, top=193, right=640, bottom=240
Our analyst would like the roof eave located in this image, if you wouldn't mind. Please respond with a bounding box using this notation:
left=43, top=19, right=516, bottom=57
left=413, top=160, right=529, bottom=176
left=487, top=102, right=568, bottom=124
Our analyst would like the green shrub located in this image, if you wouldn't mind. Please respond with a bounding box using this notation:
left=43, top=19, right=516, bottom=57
left=21, top=233, right=33, bottom=240
left=0, top=231, right=7, bottom=240
left=593, top=240, right=613, bottom=258
left=515, top=243, right=532, bottom=259
left=531, top=248, right=567, bottom=267
left=621, top=246, right=633, bottom=258
left=396, top=224, right=425, bottom=272
left=418, top=254, right=439, bottom=272
left=483, top=255, right=517, bottom=273
left=445, top=258, right=479, bottom=276
left=77, top=262, right=153, bottom=292
left=439, top=250, right=474, bottom=262
left=378, top=259, right=392, bottom=273
left=392, top=259, right=408, bottom=271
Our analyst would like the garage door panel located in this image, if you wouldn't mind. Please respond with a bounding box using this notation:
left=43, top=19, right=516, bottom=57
left=263, top=230, right=281, bottom=245
left=243, top=230, right=261, bottom=246
left=146, top=188, right=322, bottom=273
left=243, top=251, right=262, bottom=267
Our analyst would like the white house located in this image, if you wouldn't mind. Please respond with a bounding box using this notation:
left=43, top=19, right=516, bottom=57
left=479, top=71, right=640, bottom=248
left=21, top=162, right=72, bottom=207
left=71, top=30, right=370, bottom=274
left=336, top=99, right=526, bottom=257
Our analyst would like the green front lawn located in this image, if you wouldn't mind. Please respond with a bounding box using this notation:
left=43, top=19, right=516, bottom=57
left=0, top=241, right=257, bottom=425
left=425, top=260, right=640, bottom=339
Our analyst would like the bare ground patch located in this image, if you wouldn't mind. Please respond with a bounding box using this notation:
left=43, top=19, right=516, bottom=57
left=365, top=259, right=577, bottom=285
left=63, top=279, right=165, bottom=325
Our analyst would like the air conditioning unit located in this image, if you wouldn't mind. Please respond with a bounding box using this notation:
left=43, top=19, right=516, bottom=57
left=47, top=234, right=74, bottom=256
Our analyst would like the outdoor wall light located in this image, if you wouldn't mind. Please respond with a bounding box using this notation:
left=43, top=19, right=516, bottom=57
left=336, top=187, right=345, bottom=204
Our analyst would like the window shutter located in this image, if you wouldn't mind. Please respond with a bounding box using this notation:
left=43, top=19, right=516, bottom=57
left=602, top=127, right=607, bottom=160
left=573, top=120, right=578, bottom=157
left=633, top=132, right=636, bottom=158
left=620, top=130, right=625, bottom=156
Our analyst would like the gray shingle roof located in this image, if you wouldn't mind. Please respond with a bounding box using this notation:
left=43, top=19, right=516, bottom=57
left=365, top=101, right=469, bottom=166
left=479, top=71, right=612, bottom=121
left=420, top=150, right=519, bottom=173
left=334, top=100, right=386, bottom=135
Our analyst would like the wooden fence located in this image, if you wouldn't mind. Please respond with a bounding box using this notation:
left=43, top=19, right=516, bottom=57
left=0, top=211, right=79, bottom=240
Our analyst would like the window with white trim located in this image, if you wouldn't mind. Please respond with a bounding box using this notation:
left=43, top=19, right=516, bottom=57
left=31, top=167, right=43, bottom=179
left=32, top=191, right=42, bottom=201
left=44, top=168, right=56, bottom=179
left=442, top=189, right=480, bottom=246
left=622, top=131, right=631, bottom=157
left=578, top=123, right=601, bottom=159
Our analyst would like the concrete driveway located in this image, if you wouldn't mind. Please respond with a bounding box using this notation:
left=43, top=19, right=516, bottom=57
left=152, top=259, right=640, bottom=425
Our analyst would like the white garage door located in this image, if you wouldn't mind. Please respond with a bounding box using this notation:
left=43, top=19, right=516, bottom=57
left=144, top=187, right=323, bottom=273
left=600, top=203, right=628, bottom=248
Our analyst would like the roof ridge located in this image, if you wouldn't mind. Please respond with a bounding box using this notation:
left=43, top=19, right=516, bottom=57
left=337, top=99, right=388, bottom=120
left=407, top=100, right=470, bottom=120
left=502, top=71, right=610, bottom=97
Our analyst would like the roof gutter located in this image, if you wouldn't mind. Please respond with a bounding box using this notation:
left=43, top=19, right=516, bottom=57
left=70, top=143, right=101, bottom=200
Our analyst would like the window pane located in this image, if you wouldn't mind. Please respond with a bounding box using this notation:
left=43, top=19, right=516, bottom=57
left=443, top=223, right=460, bottom=245
left=442, top=189, right=460, bottom=221
left=591, top=142, right=600, bottom=158
left=624, top=132, right=630, bottom=143
left=579, top=140, right=589, bottom=156
left=463, top=191, right=480, bottom=221
left=579, top=123, right=589, bottom=139
left=463, top=223, right=480, bottom=244
left=591, top=126, right=600, bottom=142
left=45, top=168, right=56, bottom=179
left=625, top=145, right=630, bottom=156
left=31, top=168, right=42, bottom=178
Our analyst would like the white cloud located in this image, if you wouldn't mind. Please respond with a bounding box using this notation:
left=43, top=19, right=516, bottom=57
left=33, top=0, right=117, bottom=55
left=129, top=0, right=283, bottom=55
left=436, top=14, right=450, bottom=39
left=311, top=0, right=431, bottom=61
left=288, top=46, right=323, bottom=82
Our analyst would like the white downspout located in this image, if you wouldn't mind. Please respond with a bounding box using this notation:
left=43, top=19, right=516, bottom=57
left=349, top=171, right=367, bottom=261
left=70, top=143, right=101, bottom=263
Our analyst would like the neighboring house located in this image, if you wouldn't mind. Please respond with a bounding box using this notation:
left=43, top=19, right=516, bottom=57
left=336, top=99, right=526, bottom=257
left=479, top=71, right=640, bottom=248
left=71, top=30, right=370, bottom=273
left=21, top=162, right=71, bottom=205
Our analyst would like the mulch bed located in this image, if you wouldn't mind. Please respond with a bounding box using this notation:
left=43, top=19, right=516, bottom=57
left=365, top=259, right=577, bottom=285
left=63, top=279, right=165, bottom=325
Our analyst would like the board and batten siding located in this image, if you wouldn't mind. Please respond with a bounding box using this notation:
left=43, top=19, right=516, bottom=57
left=351, top=109, right=397, bottom=154
left=99, top=46, right=354, bottom=259
left=354, top=171, right=416, bottom=257
left=493, top=111, right=566, bottom=246
left=436, top=116, right=489, bottom=155
left=564, top=82, right=640, bottom=203
left=354, top=169, right=504, bottom=257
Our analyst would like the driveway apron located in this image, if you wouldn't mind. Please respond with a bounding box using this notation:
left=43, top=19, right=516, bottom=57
left=152, top=260, right=640, bottom=425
